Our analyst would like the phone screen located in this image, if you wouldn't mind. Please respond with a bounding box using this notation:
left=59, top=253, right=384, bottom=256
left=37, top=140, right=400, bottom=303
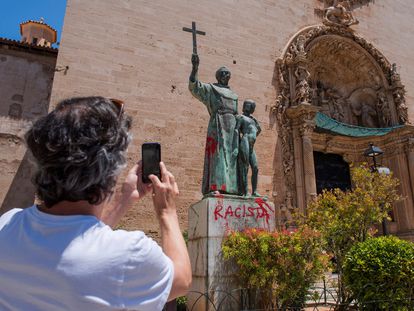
left=142, top=143, right=161, bottom=183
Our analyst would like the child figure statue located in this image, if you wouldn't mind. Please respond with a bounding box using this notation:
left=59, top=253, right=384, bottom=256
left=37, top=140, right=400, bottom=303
left=236, top=99, right=261, bottom=196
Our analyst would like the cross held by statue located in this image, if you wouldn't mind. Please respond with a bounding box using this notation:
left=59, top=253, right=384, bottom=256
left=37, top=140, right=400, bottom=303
left=182, top=21, right=206, bottom=55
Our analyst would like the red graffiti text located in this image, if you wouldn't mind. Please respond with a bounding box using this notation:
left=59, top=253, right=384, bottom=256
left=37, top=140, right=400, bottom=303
left=214, top=199, right=274, bottom=225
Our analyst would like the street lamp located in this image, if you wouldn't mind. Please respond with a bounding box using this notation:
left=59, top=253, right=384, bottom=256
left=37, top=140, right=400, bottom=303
left=364, top=143, right=390, bottom=236
left=364, top=143, right=383, bottom=172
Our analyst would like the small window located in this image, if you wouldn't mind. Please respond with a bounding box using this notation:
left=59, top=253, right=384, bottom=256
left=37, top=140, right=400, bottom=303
left=8, top=103, right=22, bottom=118
left=32, top=37, right=38, bottom=45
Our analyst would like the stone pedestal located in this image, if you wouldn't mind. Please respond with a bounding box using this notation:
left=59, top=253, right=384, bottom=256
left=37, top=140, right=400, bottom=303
left=187, top=195, right=276, bottom=311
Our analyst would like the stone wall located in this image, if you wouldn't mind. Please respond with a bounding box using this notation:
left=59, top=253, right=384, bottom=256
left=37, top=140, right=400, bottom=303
left=0, top=116, right=34, bottom=213
left=0, top=42, right=57, bottom=120
left=49, top=0, right=414, bottom=234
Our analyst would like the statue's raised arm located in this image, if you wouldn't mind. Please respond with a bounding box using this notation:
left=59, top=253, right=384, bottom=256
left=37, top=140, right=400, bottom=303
left=190, top=54, right=199, bottom=83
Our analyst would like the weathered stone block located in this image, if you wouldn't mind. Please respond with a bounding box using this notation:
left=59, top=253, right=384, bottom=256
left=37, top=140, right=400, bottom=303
left=187, top=195, right=275, bottom=311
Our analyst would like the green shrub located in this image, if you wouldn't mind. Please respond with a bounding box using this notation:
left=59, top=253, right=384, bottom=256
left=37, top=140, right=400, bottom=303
left=300, top=165, right=400, bottom=305
left=222, top=227, right=328, bottom=310
left=343, top=236, right=414, bottom=310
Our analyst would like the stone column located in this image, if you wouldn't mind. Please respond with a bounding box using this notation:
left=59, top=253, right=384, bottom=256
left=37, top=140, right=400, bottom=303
left=388, top=151, right=412, bottom=232
left=406, top=138, right=414, bottom=200
left=400, top=139, right=414, bottom=231
left=300, top=120, right=318, bottom=206
left=287, top=104, right=318, bottom=213
left=292, top=126, right=305, bottom=213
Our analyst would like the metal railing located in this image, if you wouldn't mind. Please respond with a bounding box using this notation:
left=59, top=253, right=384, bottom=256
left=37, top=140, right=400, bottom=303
left=164, top=282, right=414, bottom=311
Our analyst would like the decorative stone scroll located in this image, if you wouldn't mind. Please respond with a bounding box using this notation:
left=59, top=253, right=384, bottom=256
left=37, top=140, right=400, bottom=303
left=316, top=0, right=375, bottom=17
left=323, top=1, right=359, bottom=27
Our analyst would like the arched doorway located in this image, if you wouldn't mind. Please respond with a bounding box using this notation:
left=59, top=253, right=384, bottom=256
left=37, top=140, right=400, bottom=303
left=314, top=151, right=351, bottom=194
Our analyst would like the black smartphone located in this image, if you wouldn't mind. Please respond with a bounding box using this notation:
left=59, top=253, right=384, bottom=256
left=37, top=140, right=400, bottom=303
left=142, top=142, right=161, bottom=183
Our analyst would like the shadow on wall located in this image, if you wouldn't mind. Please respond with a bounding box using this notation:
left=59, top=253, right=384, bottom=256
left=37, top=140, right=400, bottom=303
left=0, top=152, right=36, bottom=215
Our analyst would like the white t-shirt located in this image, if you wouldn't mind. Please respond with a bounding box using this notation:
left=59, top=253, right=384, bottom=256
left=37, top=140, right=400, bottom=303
left=0, top=206, right=173, bottom=311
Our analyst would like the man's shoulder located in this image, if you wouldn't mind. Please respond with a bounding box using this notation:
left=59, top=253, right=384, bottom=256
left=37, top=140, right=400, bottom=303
left=92, top=228, right=157, bottom=256
left=0, top=208, right=23, bottom=230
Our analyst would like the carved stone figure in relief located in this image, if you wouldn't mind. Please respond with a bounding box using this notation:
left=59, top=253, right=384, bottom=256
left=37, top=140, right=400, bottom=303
left=361, top=104, right=378, bottom=128
left=314, top=82, right=347, bottom=122
left=397, top=98, right=409, bottom=124
left=390, top=63, right=402, bottom=85
left=376, top=91, right=391, bottom=127
left=326, top=88, right=345, bottom=122
left=316, top=84, right=332, bottom=117
left=392, top=87, right=408, bottom=124
left=293, top=35, right=307, bottom=60
left=350, top=102, right=377, bottom=127
left=323, top=0, right=359, bottom=27
left=278, top=70, right=287, bottom=90
left=297, top=35, right=306, bottom=54
left=294, top=66, right=311, bottom=105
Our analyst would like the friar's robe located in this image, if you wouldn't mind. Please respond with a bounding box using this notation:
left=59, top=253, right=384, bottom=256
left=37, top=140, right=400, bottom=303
left=189, top=78, right=239, bottom=195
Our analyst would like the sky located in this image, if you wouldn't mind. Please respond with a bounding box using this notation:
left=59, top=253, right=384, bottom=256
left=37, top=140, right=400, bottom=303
left=0, top=0, right=67, bottom=47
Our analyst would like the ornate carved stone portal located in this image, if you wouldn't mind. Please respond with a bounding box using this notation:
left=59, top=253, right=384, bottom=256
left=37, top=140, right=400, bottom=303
left=273, top=23, right=414, bottom=239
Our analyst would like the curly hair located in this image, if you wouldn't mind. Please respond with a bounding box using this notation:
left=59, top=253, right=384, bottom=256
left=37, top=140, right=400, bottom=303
left=26, top=96, right=132, bottom=208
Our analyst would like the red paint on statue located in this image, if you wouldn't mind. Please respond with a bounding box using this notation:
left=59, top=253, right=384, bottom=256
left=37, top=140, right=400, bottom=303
left=205, top=136, right=218, bottom=156
left=220, top=184, right=226, bottom=191
left=211, top=184, right=217, bottom=191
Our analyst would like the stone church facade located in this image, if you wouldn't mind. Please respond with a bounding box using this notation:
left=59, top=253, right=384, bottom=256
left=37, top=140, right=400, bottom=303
left=273, top=19, right=414, bottom=239
left=2, top=1, right=414, bottom=239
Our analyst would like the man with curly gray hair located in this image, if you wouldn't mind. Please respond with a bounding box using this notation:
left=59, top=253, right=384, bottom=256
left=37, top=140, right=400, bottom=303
left=0, top=96, right=191, bottom=311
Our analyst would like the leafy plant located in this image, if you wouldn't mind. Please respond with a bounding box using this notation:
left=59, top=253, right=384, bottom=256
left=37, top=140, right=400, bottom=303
left=222, top=227, right=328, bottom=310
left=298, top=165, right=400, bottom=307
left=343, top=236, right=414, bottom=310
left=176, top=295, right=187, bottom=311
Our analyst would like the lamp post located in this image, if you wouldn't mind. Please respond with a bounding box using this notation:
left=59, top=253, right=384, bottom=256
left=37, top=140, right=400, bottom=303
left=364, top=143, right=389, bottom=236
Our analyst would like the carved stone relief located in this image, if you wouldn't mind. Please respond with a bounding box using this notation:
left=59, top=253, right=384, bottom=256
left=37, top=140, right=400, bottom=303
left=316, top=0, right=375, bottom=19
left=389, top=63, right=409, bottom=124
left=294, top=66, right=311, bottom=105
left=312, top=85, right=392, bottom=128
left=274, top=91, right=296, bottom=211
left=323, top=1, right=359, bottom=27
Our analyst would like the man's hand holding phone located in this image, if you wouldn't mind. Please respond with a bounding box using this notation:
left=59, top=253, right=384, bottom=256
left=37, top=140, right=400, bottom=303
left=149, top=162, right=179, bottom=218
left=122, top=161, right=153, bottom=203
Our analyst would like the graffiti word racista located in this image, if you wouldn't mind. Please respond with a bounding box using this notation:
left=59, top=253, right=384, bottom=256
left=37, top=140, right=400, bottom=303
left=213, top=198, right=274, bottom=224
